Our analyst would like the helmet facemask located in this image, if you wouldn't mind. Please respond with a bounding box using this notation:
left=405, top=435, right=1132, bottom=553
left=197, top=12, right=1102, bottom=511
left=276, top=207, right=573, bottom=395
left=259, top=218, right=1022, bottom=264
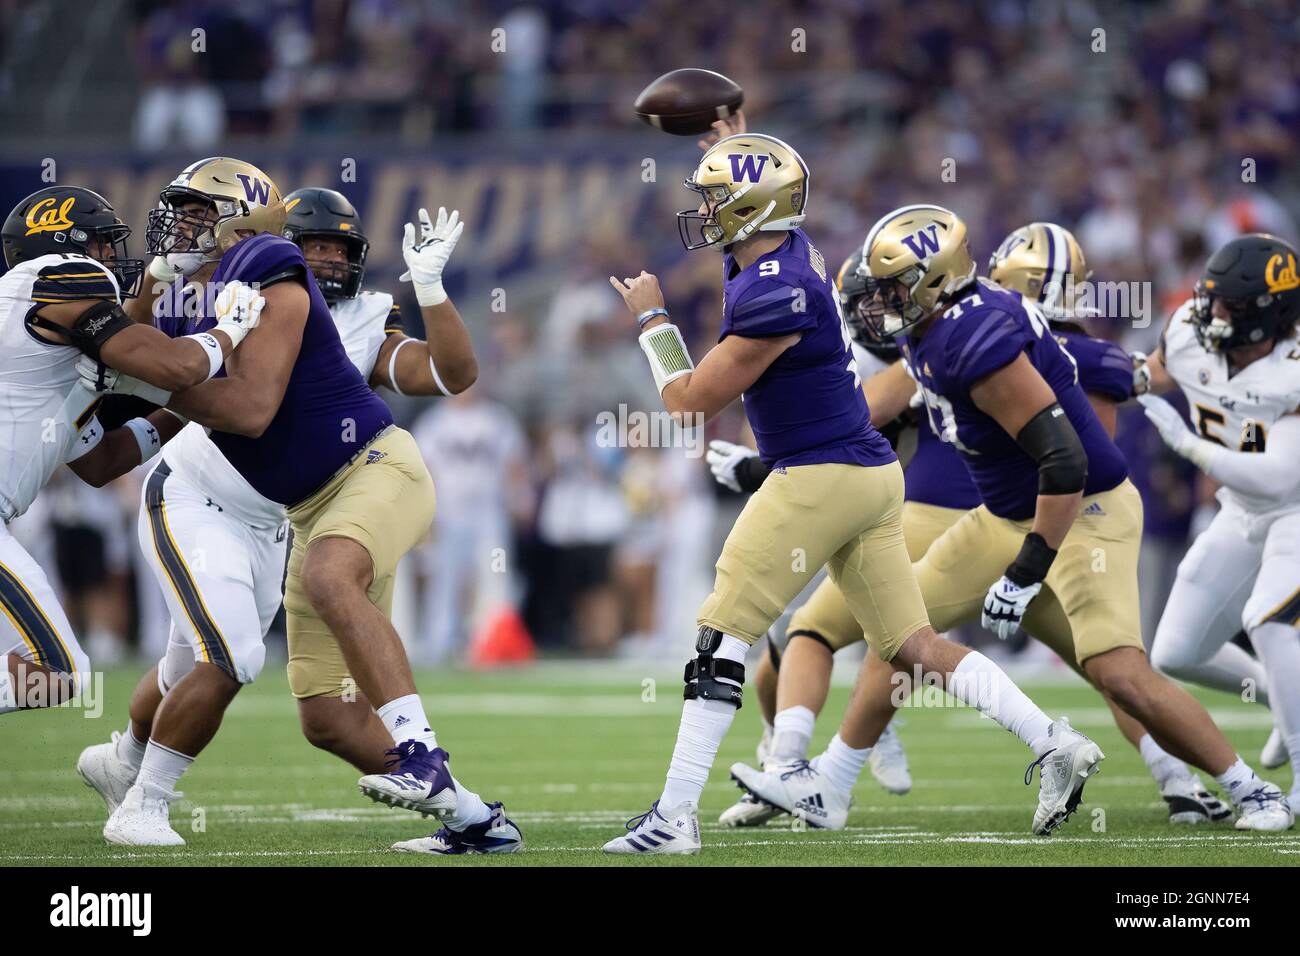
left=146, top=186, right=248, bottom=273
left=678, top=180, right=753, bottom=251
left=859, top=264, right=929, bottom=338
left=1191, top=281, right=1270, bottom=352
left=82, top=220, right=145, bottom=299
left=293, top=231, right=368, bottom=303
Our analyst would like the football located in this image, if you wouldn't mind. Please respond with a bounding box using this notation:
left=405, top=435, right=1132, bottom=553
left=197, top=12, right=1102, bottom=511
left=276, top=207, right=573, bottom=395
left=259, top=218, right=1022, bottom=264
left=633, top=68, right=744, bottom=136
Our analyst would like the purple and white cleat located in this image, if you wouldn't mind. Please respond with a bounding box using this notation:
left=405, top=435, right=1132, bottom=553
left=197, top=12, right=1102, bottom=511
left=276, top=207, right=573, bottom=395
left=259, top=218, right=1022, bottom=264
left=358, top=740, right=458, bottom=818
left=391, top=802, right=524, bottom=855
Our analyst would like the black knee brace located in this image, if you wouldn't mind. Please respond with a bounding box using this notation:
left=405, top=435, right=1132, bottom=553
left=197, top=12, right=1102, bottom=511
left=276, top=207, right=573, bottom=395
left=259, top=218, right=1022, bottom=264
left=684, top=626, right=744, bottom=708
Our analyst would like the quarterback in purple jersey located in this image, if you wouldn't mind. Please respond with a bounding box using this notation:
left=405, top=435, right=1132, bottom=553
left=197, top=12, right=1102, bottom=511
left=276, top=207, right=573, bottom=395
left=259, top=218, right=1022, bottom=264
left=753, top=206, right=1285, bottom=831
left=79, top=158, right=515, bottom=848
left=601, top=135, right=1089, bottom=854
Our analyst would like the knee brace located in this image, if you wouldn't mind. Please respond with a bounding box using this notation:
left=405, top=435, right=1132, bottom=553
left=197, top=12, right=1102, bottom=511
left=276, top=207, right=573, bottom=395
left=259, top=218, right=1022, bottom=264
left=683, top=626, right=744, bottom=709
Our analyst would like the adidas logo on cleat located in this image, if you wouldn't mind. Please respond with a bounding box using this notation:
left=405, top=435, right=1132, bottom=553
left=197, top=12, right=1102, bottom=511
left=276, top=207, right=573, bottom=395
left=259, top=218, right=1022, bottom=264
left=793, top=792, right=829, bottom=821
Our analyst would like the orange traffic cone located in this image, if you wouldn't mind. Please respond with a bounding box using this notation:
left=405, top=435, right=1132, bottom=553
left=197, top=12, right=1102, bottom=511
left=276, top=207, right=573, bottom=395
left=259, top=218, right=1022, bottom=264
left=467, top=607, right=536, bottom=667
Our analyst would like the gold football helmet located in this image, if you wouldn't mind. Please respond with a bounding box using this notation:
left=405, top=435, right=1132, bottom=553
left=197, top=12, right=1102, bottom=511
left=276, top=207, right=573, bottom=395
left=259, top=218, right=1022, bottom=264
left=988, top=222, right=1093, bottom=319
left=145, top=157, right=286, bottom=266
left=857, top=204, right=976, bottom=337
left=678, top=133, right=809, bottom=251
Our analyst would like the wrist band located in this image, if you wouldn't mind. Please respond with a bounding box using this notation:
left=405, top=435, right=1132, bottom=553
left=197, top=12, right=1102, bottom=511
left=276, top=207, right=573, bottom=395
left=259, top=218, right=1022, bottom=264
left=184, top=331, right=225, bottom=379
left=637, top=307, right=669, bottom=329
left=638, top=322, right=694, bottom=394
left=125, top=417, right=163, bottom=463
left=1005, top=532, right=1057, bottom=587
left=415, top=281, right=447, bottom=308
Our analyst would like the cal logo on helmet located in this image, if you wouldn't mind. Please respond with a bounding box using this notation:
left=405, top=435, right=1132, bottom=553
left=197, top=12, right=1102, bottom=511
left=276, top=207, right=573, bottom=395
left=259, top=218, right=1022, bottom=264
left=1265, top=252, right=1299, bottom=294
left=24, top=196, right=76, bottom=236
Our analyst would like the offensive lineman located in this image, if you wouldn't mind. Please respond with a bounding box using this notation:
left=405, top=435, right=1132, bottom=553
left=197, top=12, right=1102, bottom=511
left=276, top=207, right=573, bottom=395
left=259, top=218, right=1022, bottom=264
left=75, top=161, right=519, bottom=852
left=1, top=186, right=261, bottom=716
left=719, top=224, right=1230, bottom=828
left=601, top=135, right=1102, bottom=854
left=731, top=206, right=1290, bottom=832
left=1138, top=234, right=1300, bottom=810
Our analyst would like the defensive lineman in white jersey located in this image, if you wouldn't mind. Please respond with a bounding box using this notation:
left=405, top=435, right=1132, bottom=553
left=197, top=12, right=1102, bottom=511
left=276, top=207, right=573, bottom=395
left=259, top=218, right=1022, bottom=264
left=76, top=187, right=511, bottom=852
left=1, top=186, right=262, bottom=716
left=1138, top=233, right=1300, bottom=814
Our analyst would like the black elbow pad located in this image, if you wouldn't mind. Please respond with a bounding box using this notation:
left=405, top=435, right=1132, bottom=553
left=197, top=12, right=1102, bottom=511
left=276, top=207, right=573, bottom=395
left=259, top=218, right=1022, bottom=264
left=1016, top=403, right=1087, bottom=495
left=68, top=300, right=133, bottom=361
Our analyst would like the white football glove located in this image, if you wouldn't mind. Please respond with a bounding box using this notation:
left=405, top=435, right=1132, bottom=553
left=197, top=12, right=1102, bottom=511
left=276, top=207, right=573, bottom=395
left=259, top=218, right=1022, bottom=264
left=212, top=280, right=265, bottom=349
left=75, top=356, right=172, bottom=405
left=707, top=439, right=759, bottom=493
left=400, top=206, right=463, bottom=307
left=1138, top=394, right=1214, bottom=469
left=981, top=576, right=1043, bottom=640
left=1130, top=350, right=1151, bottom=396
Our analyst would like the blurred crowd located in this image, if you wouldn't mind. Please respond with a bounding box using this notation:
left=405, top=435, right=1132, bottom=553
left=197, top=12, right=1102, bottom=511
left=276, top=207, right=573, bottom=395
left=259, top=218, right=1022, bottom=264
left=2, top=0, right=1298, bottom=668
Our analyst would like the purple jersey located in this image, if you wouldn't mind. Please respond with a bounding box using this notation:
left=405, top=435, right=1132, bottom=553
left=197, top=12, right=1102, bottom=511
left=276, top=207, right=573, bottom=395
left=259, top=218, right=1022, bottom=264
left=722, top=229, right=894, bottom=469
left=901, top=279, right=1127, bottom=520
left=904, top=422, right=982, bottom=510
left=1055, top=328, right=1134, bottom=403
left=187, top=234, right=394, bottom=505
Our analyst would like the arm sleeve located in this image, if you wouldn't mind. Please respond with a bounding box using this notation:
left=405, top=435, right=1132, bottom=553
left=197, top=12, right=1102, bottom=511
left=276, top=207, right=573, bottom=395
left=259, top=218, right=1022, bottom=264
left=1200, top=414, right=1300, bottom=500
left=724, top=279, right=819, bottom=339
left=947, top=308, right=1030, bottom=387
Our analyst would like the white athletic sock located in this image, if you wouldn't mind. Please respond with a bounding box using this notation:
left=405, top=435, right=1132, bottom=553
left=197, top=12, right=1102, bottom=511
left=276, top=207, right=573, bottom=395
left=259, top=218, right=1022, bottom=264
left=818, top=733, right=871, bottom=794
left=376, top=694, right=437, bottom=747
left=116, top=723, right=148, bottom=774
left=770, top=705, right=816, bottom=764
left=1214, top=757, right=1258, bottom=804
left=947, top=651, right=1054, bottom=755
left=137, top=740, right=194, bottom=793
left=446, top=775, right=492, bottom=830
left=1138, top=733, right=1191, bottom=787
left=0, top=667, right=16, bottom=714
left=660, top=634, right=748, bottom=809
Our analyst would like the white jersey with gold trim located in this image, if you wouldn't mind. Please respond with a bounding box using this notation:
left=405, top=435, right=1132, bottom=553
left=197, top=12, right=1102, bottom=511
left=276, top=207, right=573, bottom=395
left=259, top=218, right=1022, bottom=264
left=0, top=254, right=114, bottom=522
left=158, top=288, right=398, bottom=523
left=1162, top=299, right=1300, bottom=521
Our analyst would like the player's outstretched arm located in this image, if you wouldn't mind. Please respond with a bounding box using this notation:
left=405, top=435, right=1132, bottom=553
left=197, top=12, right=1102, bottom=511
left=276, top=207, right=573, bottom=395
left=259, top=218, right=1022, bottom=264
left=374, top=206, right=478, bottom=396
left=864, top=359, right=916, bottom=427
left=65, top=409, right=185, bottom=487
left=610, top=270, right=799, bottom=422
left=166, top=281, right=308, bottom=437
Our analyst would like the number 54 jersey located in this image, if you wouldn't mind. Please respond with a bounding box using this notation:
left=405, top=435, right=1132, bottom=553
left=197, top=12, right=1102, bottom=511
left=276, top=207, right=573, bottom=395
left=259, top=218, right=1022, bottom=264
left=1161, top=299, right=1300, bottom=520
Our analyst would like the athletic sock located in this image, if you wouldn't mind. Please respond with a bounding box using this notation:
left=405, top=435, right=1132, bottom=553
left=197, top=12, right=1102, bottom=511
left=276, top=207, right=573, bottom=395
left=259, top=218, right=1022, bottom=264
left=946, top=651, right=1055, bottom=755
left=116, top=723, right=148, bottom=774
left=137, top=740, right=194, bottom=793
left=376, top=694, right=438, bottom=747
left=818, top=733, right=871, bottom=794
left=660, top=634, right=748, bottom=809
left=1285, top=733, right=1300, bottom=778
left=1138, top=733, right=1191, bottom=787
left=0, top=667, right=16, bottom=714
left=770, top=705, right=816, bottom=764
left=445, top=775, right=492, bottom=831
left=1214, top=757, right=1258, bottom=804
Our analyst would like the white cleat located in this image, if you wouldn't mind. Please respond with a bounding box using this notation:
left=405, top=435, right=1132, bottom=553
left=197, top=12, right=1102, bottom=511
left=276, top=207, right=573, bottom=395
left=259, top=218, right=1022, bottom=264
left=1161, top=774, right=1232, bottom=824
left=1028, top=717, right=1104, bottom=836
left=1233, top=780, right=1294, bottom=832
left=357, top=741, right=458, bottom=819
left=103, top=782, right=185, bottom=846
left=869, top=723, right=912, bottom=796
left=77, top=733, right=137, bottom=815
left=730, top=759, right=851, bottom=830
left=718, top=790, right=783, bottom=827
left=1260, top=726, right=1289, bottom=769
left=603, top=800, right=700, bottom=855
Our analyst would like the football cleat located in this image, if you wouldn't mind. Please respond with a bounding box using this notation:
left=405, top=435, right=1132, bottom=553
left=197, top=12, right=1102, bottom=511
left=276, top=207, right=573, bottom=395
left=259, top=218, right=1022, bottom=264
left=602, top=800, right=700, bottom=855
left=730, top=759, right=851, bottom=830
left=869, top=723, right=912, bottom=796
left=1161, top=774, right=1232, bottom=824
left=718, top=790, right=783, bottom=827
left=103, top=782, right=184, bottom=846
left=391, top=802, right=523, bottom=855
left=1233, top=780, right=1294, bottom=832
left=1026, top=718, right=1104, bottom=836
left=358, top=740, right=458, bottom=818
left=77, top=732, right=138, bottom=815
left=1260, top=726, right=1288, bottom=769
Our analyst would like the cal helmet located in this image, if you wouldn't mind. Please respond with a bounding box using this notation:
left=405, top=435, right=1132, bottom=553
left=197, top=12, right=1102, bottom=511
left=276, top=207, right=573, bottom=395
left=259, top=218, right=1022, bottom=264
left=145, top=157, right=287, bottom=274
left=836, top=248, right=900, bottom=360
left=2, top=186, right=143, bottom=298
left=988, top=222, right=1095, bottom=320
left=858, top=204, right=976, bottom=338
left=281, top=187, right=369, bottom=303
left=678, top=133, right=809, bottom=251
left=1192, top=233, right=1300, bottom=352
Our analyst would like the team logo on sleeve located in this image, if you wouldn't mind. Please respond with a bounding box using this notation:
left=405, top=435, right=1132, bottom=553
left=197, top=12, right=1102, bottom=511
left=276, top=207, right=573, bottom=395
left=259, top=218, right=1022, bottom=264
left=1265, top=252, right=1299, bottom=294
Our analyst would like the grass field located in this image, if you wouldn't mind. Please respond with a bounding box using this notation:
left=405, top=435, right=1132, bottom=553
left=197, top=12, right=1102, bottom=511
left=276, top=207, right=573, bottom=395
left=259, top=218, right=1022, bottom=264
left=2, top=661, right=1296, bottom=866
